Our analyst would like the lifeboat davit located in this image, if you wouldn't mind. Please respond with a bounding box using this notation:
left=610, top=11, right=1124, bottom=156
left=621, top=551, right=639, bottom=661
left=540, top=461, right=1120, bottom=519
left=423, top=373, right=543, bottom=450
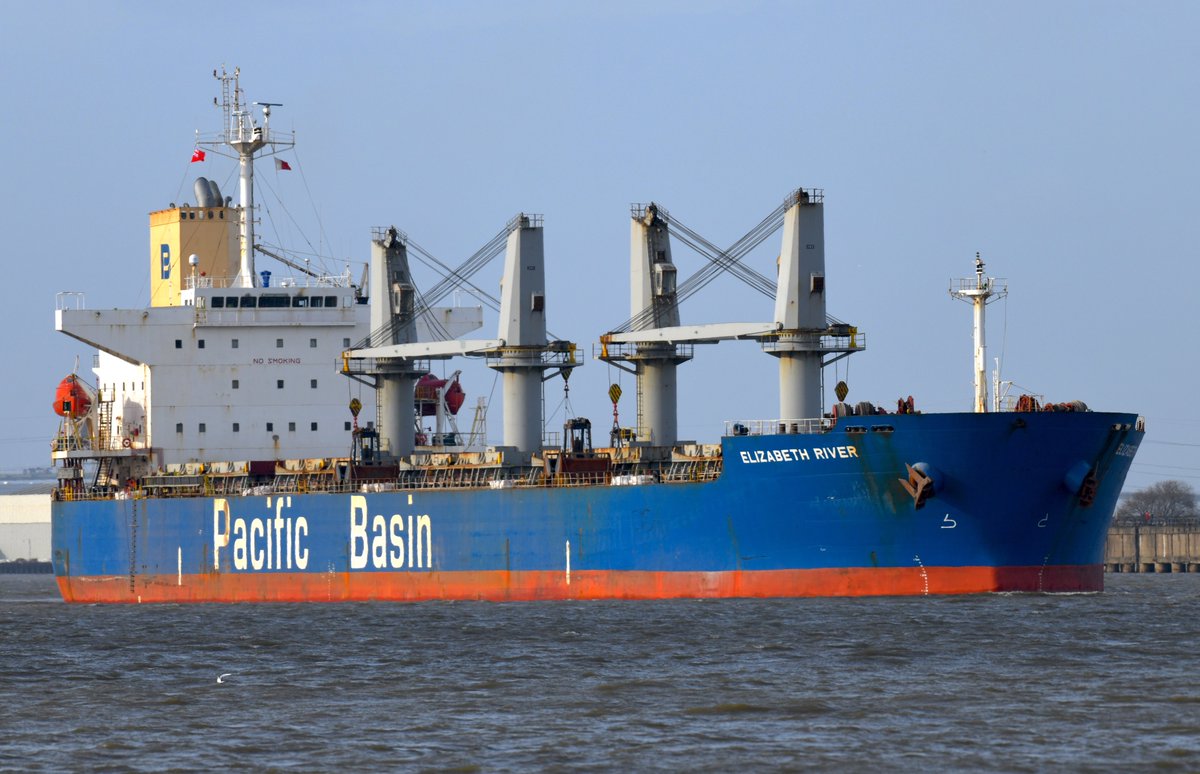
left=53, top=375, right=92, bottom=417
left=414, top=373, right=466, bottom=417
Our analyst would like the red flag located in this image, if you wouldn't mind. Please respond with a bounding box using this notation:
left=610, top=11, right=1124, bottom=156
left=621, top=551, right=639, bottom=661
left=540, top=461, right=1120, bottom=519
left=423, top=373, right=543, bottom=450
left=275, top=159, right=292, bottom=171
left=190, top=148, right=206, bottom=163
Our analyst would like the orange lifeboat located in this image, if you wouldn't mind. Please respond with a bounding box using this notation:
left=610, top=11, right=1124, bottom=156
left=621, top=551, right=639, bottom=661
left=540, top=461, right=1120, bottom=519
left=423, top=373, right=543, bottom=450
left=54, top=375, right=92, bottom=417
left=414, top=373, right=466, bottom=417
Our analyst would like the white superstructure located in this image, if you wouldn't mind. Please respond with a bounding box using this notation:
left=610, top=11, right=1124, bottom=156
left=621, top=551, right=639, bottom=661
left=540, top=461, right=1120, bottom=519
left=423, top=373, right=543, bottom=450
left=58, top=279, right=369, bottom=466
left=52, top=69, right=482, bottom=481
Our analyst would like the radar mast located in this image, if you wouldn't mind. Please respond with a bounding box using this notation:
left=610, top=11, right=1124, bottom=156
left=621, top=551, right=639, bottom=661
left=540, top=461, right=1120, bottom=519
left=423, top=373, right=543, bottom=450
left=197, top=66, right=295, bottom=288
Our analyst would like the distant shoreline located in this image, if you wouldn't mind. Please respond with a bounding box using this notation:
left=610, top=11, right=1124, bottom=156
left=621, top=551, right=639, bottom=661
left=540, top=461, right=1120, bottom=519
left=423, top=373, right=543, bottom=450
left=0, top=469, right=54, bottom=482
left=0, top=560, right=52, bottom=574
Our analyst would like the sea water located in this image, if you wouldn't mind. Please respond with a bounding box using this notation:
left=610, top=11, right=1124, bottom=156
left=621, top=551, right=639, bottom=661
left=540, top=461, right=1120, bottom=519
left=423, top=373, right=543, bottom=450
left=1, top=574, right=1197, bottom=771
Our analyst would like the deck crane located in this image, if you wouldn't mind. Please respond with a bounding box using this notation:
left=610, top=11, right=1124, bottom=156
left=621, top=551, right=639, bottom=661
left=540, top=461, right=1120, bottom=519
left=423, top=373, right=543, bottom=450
left=343, top=215, right=578, bottom=459
left=600, top=189, right=864, bottom=440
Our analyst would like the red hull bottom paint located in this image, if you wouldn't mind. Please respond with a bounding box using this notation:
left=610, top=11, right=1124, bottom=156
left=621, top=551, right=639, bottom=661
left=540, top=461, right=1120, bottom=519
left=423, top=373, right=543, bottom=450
left=57, top=565, right=1106, bottom=603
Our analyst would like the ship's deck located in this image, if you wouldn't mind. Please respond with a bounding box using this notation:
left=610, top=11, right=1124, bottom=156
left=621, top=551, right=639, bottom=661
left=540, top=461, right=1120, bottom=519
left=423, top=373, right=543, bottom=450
left=53, top=447, right=725, bottom=501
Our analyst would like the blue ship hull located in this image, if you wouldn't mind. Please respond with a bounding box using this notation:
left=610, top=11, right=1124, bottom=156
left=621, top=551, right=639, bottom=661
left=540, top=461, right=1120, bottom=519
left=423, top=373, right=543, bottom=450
left=51, top=411, right=1142, bottom=602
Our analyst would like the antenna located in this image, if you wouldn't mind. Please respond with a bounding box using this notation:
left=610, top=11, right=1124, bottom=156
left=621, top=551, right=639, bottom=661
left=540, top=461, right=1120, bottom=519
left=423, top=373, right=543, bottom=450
left=253, top=101, right=283, bottom=127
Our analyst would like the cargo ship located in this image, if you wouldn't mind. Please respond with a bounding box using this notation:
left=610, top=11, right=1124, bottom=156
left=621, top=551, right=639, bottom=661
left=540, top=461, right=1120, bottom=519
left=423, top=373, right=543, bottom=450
left=48, top=69, right=1144, bottom=603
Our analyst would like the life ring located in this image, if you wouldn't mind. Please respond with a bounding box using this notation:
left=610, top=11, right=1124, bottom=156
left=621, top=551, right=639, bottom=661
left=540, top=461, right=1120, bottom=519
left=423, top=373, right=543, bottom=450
left=122, top=438, right=132, bottom=448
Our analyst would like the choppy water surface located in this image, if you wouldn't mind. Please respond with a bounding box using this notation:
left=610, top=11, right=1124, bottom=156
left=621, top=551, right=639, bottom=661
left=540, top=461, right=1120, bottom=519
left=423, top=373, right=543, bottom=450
left=1, top=574, right=1198, bottom=771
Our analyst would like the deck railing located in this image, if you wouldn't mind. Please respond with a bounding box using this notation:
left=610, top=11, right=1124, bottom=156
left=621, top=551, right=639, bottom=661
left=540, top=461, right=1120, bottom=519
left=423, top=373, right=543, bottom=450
left=55, top=454, right=726, bottom=501
left=724, top=418, right=834, bottom=436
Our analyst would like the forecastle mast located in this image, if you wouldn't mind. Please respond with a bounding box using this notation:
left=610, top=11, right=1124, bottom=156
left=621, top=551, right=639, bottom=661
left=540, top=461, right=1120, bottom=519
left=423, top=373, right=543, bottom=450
left=950, top=255, right=1007, bottom=413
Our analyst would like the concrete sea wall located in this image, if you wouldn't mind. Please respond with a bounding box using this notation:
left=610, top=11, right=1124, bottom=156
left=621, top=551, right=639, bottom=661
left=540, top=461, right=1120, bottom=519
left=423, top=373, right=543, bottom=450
left=0, top=493, right=51, bottom=562
left=1105, top=526, right=1200, bottom=573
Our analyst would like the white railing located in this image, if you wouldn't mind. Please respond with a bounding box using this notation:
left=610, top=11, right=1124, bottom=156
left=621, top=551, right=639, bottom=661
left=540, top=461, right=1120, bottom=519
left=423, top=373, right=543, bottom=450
left=55, top=292, right=86, bottom=310
left=724, top=418, right=834, bottom=436
left=185, top=272, right=353, bottom=290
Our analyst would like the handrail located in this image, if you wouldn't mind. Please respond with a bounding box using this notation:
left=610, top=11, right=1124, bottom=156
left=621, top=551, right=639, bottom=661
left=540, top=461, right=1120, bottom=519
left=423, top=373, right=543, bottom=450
left=55, top=292, right=86, bottom=311
left=55, top=455, right=727, bottom=501
left=724, top=418, right=834, bottom=436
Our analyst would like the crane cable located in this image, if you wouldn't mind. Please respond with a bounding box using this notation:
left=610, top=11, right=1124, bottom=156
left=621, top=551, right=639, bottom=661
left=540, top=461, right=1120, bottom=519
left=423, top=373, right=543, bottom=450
left=612, top=202, right=787, bottom=334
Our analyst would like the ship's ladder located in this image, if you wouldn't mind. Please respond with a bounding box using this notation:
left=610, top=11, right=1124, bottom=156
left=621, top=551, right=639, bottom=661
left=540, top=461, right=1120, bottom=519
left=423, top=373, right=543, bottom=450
left=466, top=398, right=488, bottom=449
left=95, top=456, right=113, bottom=490
left=96, top=388, right=114, bottom=450
left=635, top=371, right=645, bottom=440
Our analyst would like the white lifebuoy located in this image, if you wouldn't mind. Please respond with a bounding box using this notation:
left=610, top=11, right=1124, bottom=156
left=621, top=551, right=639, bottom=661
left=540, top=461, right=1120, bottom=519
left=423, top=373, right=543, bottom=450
left=122, top=438, right=132, bottom=448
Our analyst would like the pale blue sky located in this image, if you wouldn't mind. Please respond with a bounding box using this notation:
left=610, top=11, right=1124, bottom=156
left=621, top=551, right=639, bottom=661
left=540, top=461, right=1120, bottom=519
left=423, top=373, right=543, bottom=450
left=1, top=1, right=1196, bottom=493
